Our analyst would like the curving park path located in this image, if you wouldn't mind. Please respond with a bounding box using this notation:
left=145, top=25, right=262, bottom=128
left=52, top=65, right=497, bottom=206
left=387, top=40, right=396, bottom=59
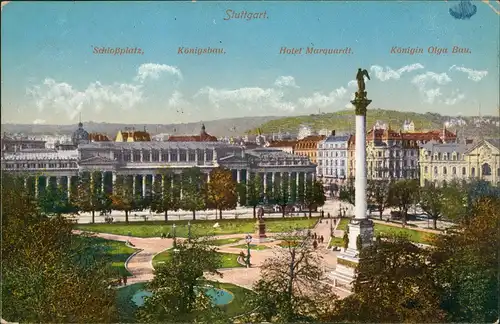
left=73, top=230, right=174, bottom=285
left=73, top=221, right=351, bottom=298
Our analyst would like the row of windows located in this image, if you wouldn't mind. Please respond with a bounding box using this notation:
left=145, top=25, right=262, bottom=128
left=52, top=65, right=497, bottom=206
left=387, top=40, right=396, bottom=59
left=318, top=160, right=346, bottom=167
left=318, top=143, right=347, bottom=149
left=368, top=170, right=417, bottom=178
left=424, top=164, right=498, bottom=177
left=119, top=151, right=214, bottom=163
left=369, top=160, right=416, bottom=168
left=318, top=168, right=346, bottom=176
left=3, top=162, right=77, bottom=169
left=426, top=152, right=462, bottom=161
left=318, top=151, right=347, bottom=158
left=371, top=150, right=416, bottom=158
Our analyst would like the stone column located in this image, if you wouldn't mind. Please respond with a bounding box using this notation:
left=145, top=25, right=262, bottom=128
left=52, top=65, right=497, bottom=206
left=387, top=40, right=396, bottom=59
left=204, top=149, right=207, bottom=164
left=195, top=149, right=199, bottom=164
left=67, top=176, right=72, bottom=199
left=159, top=150, right=163, bottom=162
left=142, top=175, right=147, bottom=198
left=263, top=173, right=267, bottom=194
left=132, top=175, right=136, bottom=196
left=140, top=151, right=144, bottom=162
left=112, top=172, right=117, bottom=193
left=35, top=177, right=39, bottom=198
left=330, top=84, right=374, bottom=293
left=271, top=172, right=275, bottom=194
left=46, top=176, right=51, bottom=188
left=237, top=169, right=241, bottom=183
left=288, top=171, right=292, bottom=193
left=56, top=176, right=63, bottom=189
left=177, top=149, right=181, bottom=162
left=101, top=172, right=105, bottom=193
left=246, top=170, right=250, bottom=183
left=168, top=149, right=172, bottom=162
left=186, top=149, right=190, bottom=162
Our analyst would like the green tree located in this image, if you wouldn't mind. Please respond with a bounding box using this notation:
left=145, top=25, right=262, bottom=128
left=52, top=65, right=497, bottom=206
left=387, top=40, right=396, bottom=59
left=304, top=180, right=326, bottom=217
left=367, top=179, right=392, bottom=220
left=273, top=175, right=291, bottom=217
left=388, top=179, right=420, bottom=226
left=1, top=174, right=118, bottom=323
left=136, top=238, right=226, bottom=323
left=431, top=197, right=499, bottom=323
left=110, top=175, right=135, bottom=223
left=181, top=167, right=206, bottom=220
left=419, top=183, right=445, bottom=229
left=151, top=170, right=179, bottom=222
left=339, top=176, right=356, bottom=206
left=207, top=167, right=238, bottom=220
left=38, top=184, right=74, bottom=216
left=245, top=232, right=337, bottom=323
left=296, top=174, right=306, bottom=206
left=247, top=173, right=263, bottom=219
left=75, top=171, right=103, bottom=223
left=331, top=234, right=446, bottom=323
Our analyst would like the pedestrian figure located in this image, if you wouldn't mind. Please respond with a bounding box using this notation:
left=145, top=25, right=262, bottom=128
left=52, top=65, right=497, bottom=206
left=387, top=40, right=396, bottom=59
left=307, top=229, right=311, bottom=237
left=327, top=212, right=331, bottom=218
left=321, top=235, right=325, bottom=243
left=118, top=277, right=122, bottom=286
left=313, top=240, right=318, bottom=249
left=123, top=275, right=128, bottom=285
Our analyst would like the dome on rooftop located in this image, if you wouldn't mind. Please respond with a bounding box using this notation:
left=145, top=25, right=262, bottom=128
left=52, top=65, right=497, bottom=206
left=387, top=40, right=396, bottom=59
left=72, top=122, right=89, bottom=145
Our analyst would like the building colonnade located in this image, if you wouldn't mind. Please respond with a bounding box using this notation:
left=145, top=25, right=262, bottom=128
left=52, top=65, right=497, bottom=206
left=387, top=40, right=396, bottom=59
left=23, top=169, right=317, bottom=203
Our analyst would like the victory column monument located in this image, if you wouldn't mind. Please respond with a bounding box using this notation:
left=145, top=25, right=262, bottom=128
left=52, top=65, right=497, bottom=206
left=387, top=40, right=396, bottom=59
left=330, top=68, right=375, bottom=292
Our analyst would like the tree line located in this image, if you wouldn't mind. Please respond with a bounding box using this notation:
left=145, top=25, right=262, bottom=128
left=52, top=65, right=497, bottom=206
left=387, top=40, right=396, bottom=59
left=22, top=166, right=326, bottom=223
left=339, top=177, right=500, bottom=228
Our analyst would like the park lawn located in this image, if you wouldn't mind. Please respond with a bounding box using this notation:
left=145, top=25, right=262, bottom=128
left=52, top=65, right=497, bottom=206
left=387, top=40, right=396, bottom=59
left=75, top=217, right=318, bottom=238
left=153, top=251, right=243, bottom=269
left=115, top=281, right=253, bottom=322
left=210, top=238, right=242, bottom=246
left=328, top=236, right=344, bottom=248
left=75, top=236, right=136, bottom=277
left=337, top=218, right=350, bottom=231
left=219, top=252, right=244, bottom=268
left=232, top=243, right=269, bottom=250
left=336, top=218, right=436, bottom=244
left=107, top=239, right=137, bottom=276
left=374, top=223, right=436, bottom=244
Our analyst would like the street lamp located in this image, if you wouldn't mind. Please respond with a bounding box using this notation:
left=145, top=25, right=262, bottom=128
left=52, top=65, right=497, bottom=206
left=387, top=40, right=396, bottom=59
left=245, top=234, right=252, bottom=267
left=172, top=223, right=177, bottom=248
left=187, top=221, right=192, bottom=242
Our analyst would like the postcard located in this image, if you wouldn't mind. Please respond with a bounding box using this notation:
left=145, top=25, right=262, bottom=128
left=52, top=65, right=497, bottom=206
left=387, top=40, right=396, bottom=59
left=1, top=1, right=499, bottom=323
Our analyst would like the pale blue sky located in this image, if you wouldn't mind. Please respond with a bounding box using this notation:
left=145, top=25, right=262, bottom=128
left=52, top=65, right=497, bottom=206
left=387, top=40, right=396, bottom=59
left=1, top=1, right=498, bottom=125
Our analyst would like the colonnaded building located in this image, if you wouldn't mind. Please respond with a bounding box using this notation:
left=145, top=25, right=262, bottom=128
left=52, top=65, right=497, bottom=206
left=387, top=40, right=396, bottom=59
left=1, top=123, right=317, bottom=203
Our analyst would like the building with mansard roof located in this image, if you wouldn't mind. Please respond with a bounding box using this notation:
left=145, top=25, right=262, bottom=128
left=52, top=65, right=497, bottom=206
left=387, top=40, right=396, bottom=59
left=1, top=122, right=317, bottom=205
left=348, top=124, right=457, bottom=180
left=419, top=138, right=500, bottom=187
